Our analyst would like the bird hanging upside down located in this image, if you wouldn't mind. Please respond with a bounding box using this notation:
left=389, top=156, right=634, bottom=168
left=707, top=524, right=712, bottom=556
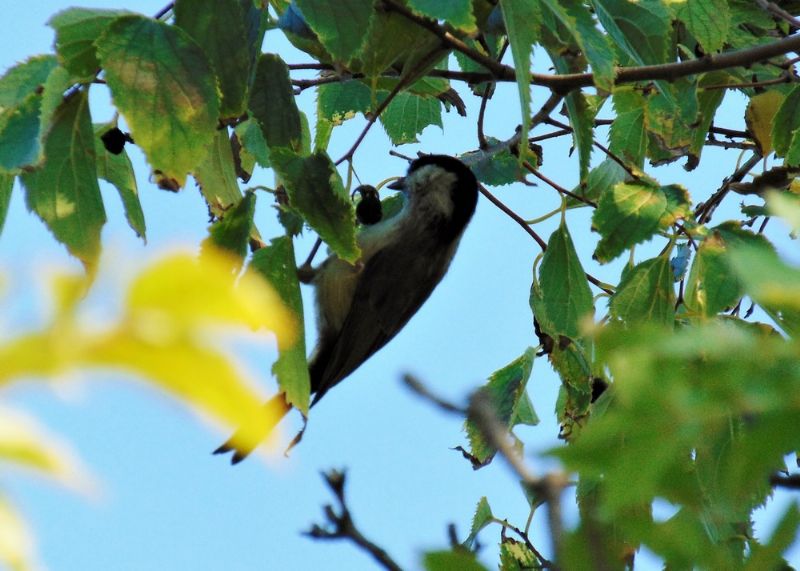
left=215, top=154, right=479, bottom=463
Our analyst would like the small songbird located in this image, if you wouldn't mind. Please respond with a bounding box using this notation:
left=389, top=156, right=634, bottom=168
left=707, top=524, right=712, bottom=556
left=215, top=154, right=479, bottom=463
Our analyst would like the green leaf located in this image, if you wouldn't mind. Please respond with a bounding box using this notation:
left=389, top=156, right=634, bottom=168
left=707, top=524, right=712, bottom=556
left=175, top=0, right=258, bottom=118
left=0, top=55, right=58, bottom=111
left=460, top=142, right=523, bottom=187
left=465, top=348, right=537, bottom=464
left=745, top=502, right=800, bottom=569
left=463, top=496, right=493, bottom=548
left=0, top=174, right=12, bottom=235
left=592, top=0, right=672, bottom=66
left=0, top=95, right=42, bottom=174
left=93, top=123, right=145, bottom=240
left=407, top=0, right=476, bottom=32
left=20, top=91, right=106, bottom=269
left=96, top=15, right=220, bottom=188
left=380, top=91, right=442, bottom=145
left=500, top=0, right=540, bottom=156
left=646, top=78, right=698, bottom=164
left=271, top=149, right=359, bottom=262
left=202, top=192, right=255, bottom=264
left=234, top=118, right=271, bottom=168
left=676, top=0, right=730, bottom=53
left=423, top=550, right=488, bottom=571
left=249, top=54, right=302, bottom=152
left=610, top=255, right=675, bottom=326
left=592, top=180, right=668, bottom=263
left=609, top=88, right=647, bottom=168
left=541, top=0, right=616, bottom=92
left=48, top=8, right=130, bottom=79
left=569, top=158, right=630, bottom=208
left=772, top=85, right=800, bottom=166
left=689, top=72, right=728, bottom=162
left=295, top=0, right=372, bottom=64
left=194, top=130, right=243, bottom=218
left=727, top=243, right=800, bottom=336
left=684, top=233, right=741, bottom=317
left=499, top=539, right=538, bottom=571
left=767, top=190, right=800, bottom=232
left=250, top=237, right=310, bottom=413
left=564, top=91, right=596, bottom=181
left=0, top=56, right=60, bottom=173
left=317, top=80, right=372, bottom=125
left=349, top=8, right=442, bottom=81
left=532, top=222, right=594, bottom=339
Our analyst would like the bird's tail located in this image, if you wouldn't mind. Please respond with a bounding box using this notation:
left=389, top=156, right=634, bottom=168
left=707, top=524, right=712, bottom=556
left=213, top=393, right=292, bottom=464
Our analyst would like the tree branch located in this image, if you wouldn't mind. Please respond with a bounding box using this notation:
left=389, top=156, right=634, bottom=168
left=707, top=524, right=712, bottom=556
left=305, top=470, right=403, bottom=571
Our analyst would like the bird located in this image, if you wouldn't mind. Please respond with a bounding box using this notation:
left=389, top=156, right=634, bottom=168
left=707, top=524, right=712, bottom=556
left=214, top=154, right=479, bottom=463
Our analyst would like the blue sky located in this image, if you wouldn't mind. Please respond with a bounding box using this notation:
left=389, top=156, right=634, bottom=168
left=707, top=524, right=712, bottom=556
left=1, top=2, right=798, bottom=570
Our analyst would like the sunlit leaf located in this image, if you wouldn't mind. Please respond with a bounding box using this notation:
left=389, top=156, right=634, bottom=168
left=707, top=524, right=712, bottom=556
left=465, top=348, right=537, bottom=464
left=609, top=255, right=675, bottom=326
left=317, top=80, right=372, bottom=126
left=609, top=88, right=647, bottom=168
left=675, top=0, right=730, bottom=53
left=592, top=180, right=676, bottom=263
left=0, top=406, right=93, bottom=494
left=48, top=8, right=130, bottom=79
left=194, top=130, right=243, bottom=218
left=380, top=91, right=442, bottom=145
left=772, top=85, right=800, bottom=166
left=746, top=91, right=785, bottom=157
left=684, top=233, right=741, bottom=317
left=532, top=222, right=594, bottom=339
left=175, top=0, right=258, bottom=118
left=541, top=0, right=616, bottom=91
left=463, top=496, right=493, bottom=548
left=96, top=15, right=220, bottom=187
left=20, top=91, right=106, bottom=269
left=0, top=493, right=37, bottom=571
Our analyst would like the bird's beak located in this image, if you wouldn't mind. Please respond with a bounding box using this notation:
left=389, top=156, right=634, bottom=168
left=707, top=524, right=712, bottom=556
left=386, top=177, right=405, bottom=191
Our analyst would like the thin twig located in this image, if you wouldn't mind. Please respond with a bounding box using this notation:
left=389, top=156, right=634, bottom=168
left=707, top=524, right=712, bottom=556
left=523, top=163, right=598, bottom=208
left=402, top=374, right=467, bottom=415
left=334, top=45, right=444, bottom=166
left=305, top=471, right=403, bottom=571
left=468, top=393, right=568, bottom=564
left=755, top=0, right=800, bottom=29
left=543, top=117, right=636, bottom=179
left=479, top=184, right=548, bottom=250
left=770, top=473, right=800, bottom=489
left=153, top=1, right=174, bottom=19
left=695, top=153, right=763, bottom=224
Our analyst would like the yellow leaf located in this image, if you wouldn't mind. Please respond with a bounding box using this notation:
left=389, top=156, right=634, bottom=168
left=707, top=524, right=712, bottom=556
left=745, top=91, right=785, bottom=156
left=0, top=494, right=38, bottom=571
left=126, top=248, right=296, bottom=347
left=85, top=332, right=280, bottom=454
left=0, top=407, right=95, bottom=494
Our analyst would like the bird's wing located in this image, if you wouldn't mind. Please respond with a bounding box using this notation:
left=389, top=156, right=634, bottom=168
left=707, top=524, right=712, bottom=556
left=309, top=239, right=454, bottom=404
